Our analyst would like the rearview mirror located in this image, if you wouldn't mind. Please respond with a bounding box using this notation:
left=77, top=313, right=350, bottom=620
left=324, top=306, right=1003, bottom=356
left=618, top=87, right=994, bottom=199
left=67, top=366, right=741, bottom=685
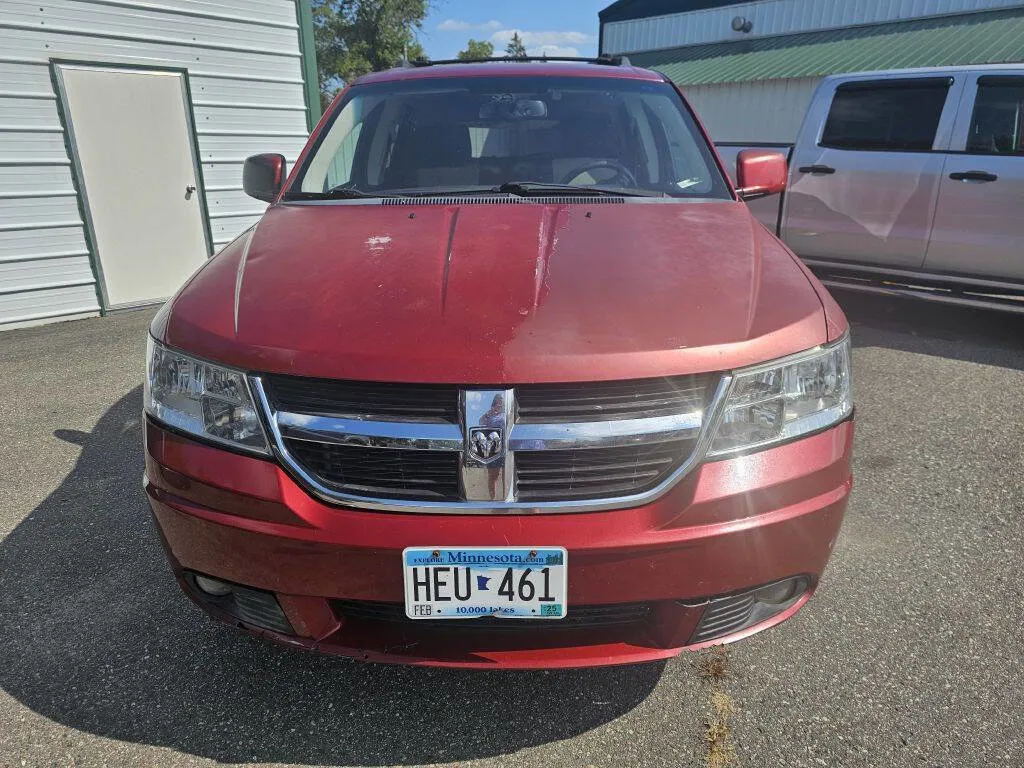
left=479, top=96, right=548, bottom=120
left=514, top=99, right=548, bottom=118
left=243, top=153, right=287, bottom=203
left=735, top=149, right=787, bottom=201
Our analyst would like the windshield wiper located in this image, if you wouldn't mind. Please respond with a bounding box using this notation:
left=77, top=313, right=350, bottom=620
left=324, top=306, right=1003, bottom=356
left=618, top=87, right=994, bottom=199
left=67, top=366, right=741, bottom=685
left=287, top=187, right=379, bottom=200
left=494, top=181, right=665, bottom=198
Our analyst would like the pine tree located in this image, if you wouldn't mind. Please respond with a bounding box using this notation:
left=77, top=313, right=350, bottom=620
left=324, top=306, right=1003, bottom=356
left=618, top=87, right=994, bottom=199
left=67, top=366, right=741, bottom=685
left=505, top=32, right=527, bottom=58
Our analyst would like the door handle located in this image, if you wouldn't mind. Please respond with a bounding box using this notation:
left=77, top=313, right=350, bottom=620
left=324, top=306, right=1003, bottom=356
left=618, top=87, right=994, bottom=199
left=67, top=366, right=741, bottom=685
left=949, top=171, right=997, bottom=182
left=797, top=164, right=836, bottom=175
left=185, top=184, right=197, bottom=199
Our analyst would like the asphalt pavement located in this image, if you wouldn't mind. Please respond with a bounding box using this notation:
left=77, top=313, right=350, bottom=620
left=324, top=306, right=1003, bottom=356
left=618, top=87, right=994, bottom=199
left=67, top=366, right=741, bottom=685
left=0, top=292, right=1021, bottom=767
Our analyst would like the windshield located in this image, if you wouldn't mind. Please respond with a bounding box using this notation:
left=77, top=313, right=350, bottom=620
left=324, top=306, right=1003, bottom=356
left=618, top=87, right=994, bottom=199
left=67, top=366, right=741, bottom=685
left=287, top=75, right=730, bottom=199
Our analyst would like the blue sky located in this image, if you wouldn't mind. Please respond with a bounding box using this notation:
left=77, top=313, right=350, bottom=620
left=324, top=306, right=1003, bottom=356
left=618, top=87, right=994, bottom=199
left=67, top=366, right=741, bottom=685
left=418, top=0, right=610, bottom=61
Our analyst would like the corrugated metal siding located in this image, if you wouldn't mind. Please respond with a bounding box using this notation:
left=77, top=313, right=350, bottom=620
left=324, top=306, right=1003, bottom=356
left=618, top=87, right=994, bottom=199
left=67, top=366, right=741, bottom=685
left=0, top=0, right=309, bottom=327
left=633, top=8, right=1024, bottom=85
left=684, top=77, right=820, bottom=143
left=603, top=0, right=1024, bottom=53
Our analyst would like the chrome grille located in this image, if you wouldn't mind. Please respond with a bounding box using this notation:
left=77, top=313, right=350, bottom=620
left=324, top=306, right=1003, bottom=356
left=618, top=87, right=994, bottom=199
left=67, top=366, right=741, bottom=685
left=515, top=442, right=693, bottom=501
left=264, top=374, right=458, bottom=422
left=516, top=376, right=712, bottom=422
left=285, top=441, right=460, bottom=500
left=253, top=372, right=728, bottom=513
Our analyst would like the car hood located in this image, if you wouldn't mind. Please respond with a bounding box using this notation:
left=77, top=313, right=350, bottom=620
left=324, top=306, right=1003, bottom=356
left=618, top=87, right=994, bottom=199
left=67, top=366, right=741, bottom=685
left=163, top=200, right=827, bottom=383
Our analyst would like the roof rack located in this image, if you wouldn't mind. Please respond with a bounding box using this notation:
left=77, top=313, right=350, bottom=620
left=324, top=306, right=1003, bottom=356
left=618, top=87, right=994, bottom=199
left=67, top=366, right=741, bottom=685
left=402, top=54, right=632, bottom=68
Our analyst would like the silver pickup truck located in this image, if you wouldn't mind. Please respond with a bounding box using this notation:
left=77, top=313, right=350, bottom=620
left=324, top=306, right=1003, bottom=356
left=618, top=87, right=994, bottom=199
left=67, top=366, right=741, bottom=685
left=718, top=64, right=1024, bottom=313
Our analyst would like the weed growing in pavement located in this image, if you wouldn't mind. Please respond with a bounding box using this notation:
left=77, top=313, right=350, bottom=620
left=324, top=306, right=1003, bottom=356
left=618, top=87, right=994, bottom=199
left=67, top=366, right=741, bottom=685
left=698, top=647, right=737, bottom=768
left=699, top=646, right=729, bottom=682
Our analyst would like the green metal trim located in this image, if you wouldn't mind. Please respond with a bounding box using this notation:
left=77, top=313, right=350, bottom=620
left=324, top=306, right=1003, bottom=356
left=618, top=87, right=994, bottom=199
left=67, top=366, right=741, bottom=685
left=631, top=8, right=1024, bottom=87
left=178, top=70, right=217, bottom=258
left=296, top=0, right=322, bottom=132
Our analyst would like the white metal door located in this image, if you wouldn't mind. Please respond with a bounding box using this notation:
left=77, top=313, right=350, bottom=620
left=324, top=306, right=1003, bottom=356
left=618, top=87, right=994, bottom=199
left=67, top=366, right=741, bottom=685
left=925, top=71, right=1024, bottom=282
left=57, top=65, right=210, bottom=308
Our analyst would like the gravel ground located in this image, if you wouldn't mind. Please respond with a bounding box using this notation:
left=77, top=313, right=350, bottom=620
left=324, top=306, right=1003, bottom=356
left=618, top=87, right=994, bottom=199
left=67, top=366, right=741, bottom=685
left=0, top=292, right=1021, bottom=768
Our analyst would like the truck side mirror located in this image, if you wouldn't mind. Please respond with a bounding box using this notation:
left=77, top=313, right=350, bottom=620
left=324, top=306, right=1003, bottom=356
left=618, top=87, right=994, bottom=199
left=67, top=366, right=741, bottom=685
left=736, top=150, right=787, bottom=201
left=243, top=153, right=287, bottom=203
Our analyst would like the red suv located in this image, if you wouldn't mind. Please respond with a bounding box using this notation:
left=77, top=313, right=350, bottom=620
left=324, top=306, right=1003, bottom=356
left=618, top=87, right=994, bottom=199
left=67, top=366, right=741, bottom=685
left=144, top=59, right=853, bottom=669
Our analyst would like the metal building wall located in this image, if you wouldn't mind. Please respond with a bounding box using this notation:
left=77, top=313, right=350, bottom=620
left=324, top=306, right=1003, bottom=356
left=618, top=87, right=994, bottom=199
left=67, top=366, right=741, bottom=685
left=0, top=0, right=311, bottom=328
left=683, top=77, right=821, bottom=143
left=603, top=0, right=1024, bottom=54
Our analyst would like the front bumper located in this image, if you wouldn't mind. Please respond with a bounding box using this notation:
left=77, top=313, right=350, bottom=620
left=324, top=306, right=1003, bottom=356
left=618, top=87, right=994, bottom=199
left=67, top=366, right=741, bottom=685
left=145, top=418, right=853, bottom=669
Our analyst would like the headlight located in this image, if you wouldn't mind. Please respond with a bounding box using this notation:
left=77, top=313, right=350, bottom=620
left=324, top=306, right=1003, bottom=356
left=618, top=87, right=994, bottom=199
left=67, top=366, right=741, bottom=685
left=707, top=334, right=852, bottom=457
left=144, top=337, right=269, bottom=454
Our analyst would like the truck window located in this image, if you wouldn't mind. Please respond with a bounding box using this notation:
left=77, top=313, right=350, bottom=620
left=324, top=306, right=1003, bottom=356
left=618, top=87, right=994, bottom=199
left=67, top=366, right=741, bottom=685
left=819, top=79, right=951, bottom=152
left=966, top=77, right=1024, bottom=155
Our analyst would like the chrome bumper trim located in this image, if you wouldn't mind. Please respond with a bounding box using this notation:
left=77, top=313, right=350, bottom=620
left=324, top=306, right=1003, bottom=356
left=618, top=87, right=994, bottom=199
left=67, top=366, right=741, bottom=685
left=250, top=375, right=732, bottom=514
left=276, top=411, right=463, bottom=451
left=508, top=412, right=702, bottom=450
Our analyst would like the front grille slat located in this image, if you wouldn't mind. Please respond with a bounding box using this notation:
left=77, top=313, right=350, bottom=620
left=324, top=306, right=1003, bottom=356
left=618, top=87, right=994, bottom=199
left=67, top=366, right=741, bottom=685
left=691, top=594, right=756, bottom=642
left=516, top=462, right=670, bottom=477
left=516, top=482, right=670, bottom=501
left=520, top=399, right=698, bottom=416
left=520, top=392, right=703, bottom=408
left=514, top=452, right=676, bottom=468
left=699, top=603, right=755, bottom=629
left=332, top=600, right=651, bottom=630
left=517, top=376, right=714, bottom=423
left=264, top=374, right=458, bottom=423
left=517, top=468, right=667, bottom=484
left=518, top=474, right=665, bottom=491
left=285, top=440, right=461, bottom=501
left=514, top=441, right=692, bottom=502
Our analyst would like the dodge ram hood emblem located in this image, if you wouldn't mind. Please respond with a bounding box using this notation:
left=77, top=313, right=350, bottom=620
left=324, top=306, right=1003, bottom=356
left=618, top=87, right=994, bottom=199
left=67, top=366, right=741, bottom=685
left=469, top=427, right=504, bottom=462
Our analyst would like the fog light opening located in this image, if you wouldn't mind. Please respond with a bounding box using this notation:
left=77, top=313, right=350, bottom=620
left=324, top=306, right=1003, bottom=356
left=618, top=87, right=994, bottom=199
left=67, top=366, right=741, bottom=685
left=194, top=574, right=233, bottom=597
left=185, top=572, right=294, bottom=635
left=752, top=576, right=807, bottom=606
left=690, top=575, right=811, bottom=644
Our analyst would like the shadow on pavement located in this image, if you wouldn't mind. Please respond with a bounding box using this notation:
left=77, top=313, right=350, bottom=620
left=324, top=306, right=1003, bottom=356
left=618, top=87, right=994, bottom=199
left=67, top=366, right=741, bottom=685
left=834, top=289, right=1024, bottom=369
left=0, top=387, right=661, bottom=765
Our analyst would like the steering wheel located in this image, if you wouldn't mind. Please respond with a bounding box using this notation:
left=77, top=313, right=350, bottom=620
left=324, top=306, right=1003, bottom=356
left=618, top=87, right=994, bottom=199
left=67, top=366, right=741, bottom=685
left=559, top=160, right=637, bottom=188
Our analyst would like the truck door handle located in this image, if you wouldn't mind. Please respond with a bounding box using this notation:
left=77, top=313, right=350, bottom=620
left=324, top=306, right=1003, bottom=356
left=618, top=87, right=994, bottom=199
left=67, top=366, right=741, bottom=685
left=949, top=171, right=997, bottom=182
left=798, top=164, right=835, bottom=175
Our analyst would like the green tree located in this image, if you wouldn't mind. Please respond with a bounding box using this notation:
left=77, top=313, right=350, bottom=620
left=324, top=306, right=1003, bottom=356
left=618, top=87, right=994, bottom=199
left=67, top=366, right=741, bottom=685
left=312, top=0, right=429, bottom=106
left=457, top=39, right=494, bottom=60
left=505, top=31, right=527, bottom=58
left=406, top=40, right=429, bottom=64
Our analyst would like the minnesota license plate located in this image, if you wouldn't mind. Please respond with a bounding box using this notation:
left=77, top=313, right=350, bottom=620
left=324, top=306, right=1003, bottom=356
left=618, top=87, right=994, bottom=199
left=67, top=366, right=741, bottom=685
left=403, top=547, right=568, bottom=620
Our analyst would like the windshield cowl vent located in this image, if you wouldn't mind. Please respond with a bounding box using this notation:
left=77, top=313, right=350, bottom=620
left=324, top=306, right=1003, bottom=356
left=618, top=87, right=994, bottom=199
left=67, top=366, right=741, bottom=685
left=380, top=195, right=625, bottom=206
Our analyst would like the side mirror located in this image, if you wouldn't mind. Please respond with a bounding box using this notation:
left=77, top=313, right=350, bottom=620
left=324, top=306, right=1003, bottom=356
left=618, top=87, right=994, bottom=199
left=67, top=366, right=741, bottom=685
left=243, top=153, right=287, bottom=203
left=735, top=149, right=787, bottom=201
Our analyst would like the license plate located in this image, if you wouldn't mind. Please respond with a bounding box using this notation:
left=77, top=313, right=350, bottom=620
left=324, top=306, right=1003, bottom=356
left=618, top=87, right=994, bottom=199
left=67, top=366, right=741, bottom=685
left=403, top=547, right=568, bottom=620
